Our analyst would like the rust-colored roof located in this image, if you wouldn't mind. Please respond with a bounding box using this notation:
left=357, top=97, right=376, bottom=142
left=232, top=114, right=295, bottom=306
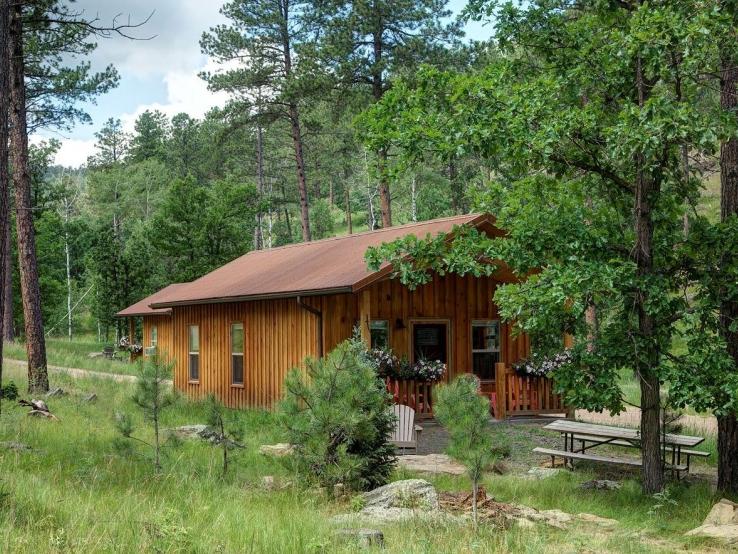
left=147, top=214, right=499, bottom=308
left=116, top=284, right=188, bottom=317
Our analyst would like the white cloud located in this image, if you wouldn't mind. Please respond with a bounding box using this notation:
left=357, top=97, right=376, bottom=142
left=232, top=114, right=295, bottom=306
left=29, top=135, right=97, bottom=168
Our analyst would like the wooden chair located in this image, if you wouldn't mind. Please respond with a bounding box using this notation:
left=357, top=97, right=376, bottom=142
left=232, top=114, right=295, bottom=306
left=390, top=404, right=423, bottom=453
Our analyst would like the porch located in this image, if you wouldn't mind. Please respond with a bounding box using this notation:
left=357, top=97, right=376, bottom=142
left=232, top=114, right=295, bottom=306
left=384, top=362, right=569, bottom=421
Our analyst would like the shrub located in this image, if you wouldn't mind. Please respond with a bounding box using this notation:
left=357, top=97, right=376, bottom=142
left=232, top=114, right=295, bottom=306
left=435, top=374, right=495, bottom=531
left=204, top=394, right=245, bottom=477
left=279, top=337, right=396, bottom=492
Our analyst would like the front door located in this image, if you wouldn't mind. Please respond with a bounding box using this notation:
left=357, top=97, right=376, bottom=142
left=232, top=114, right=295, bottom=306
left=412, top=322, right=448, bottom=365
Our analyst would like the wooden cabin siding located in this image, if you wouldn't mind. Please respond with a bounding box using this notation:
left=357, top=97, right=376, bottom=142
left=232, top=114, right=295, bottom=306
left=163, top=274, right=529, bottom=409
left=169, top=295, right=357, bottom=409
left=142, top=315, right=174, bottom=361
left=363, top=273, right=530, bottom=381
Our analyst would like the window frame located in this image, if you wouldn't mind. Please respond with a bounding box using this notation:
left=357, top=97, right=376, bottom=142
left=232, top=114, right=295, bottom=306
left=188, top=324, right=200, bottom=384
left=369, top=319, right=390, bottom=350
left=409, top=318, right=452, bottom=372
left=471, top=320, right=501, bottom=382
left=150, top=325, right=158, bottom=348
left=230, top=321, right=244, bottom=387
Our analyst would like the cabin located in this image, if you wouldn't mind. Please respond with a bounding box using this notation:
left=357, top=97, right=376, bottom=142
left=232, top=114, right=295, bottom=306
left=116, top=213, right=567, bottom=419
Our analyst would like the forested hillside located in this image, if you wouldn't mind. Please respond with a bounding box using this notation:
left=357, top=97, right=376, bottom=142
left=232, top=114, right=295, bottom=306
left=11, top=0, right=504, bottom=342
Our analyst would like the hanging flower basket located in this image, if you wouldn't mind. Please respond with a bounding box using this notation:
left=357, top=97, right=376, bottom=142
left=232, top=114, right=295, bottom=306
left=513, top=349, right=572, bottom=378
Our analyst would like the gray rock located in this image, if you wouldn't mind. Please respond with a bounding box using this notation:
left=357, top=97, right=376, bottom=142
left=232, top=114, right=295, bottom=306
left=335, top=528, right=384, bottom=548
left=0, top=441, right=31, bottom=451
left=168, top=425, right=219, bottom=442
left=396, top=454, right=466, bottom=476
left=686, top=499, right=738, bottom=542
left=576, top=513, right=619, bottom=528
left=492, top=460, right=511, bottom=475
left=580, top=479, right=622, bottom=491
left=45, top=387, right=66, bottom=398
left=261, top=476, right=275, bottom=490
left=81, top=393, right=97, bottom=403
left=527, top=467, right=566, bottom=479
left=332, top=507, right=462, bottom=526
left=362, top=479, right=438, bottom=511
left=259, top=443, right=294, bottom=457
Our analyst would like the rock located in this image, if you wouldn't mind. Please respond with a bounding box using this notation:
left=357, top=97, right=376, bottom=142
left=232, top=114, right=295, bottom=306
left=580, top=479, right=621, bottom=491
left=45, top=387, right=66, bottom=398
left=168, top=425, right=220, bottom=443
left=261, top=476, right=275, bottom=490
left=332, top=506, right=462, bottom=526
left=686, top=524, right=738, bottom=542
left=87, top=352, right=104, bottom=359
left=0, top=441, right=31, bottom=451
left=538, top=509, right=573, bottom=529
left=492, top=460, right=511, bottom=475
left=333, top=483, right=346, bottom=498
left=259, top=443, right=294, bottom=457
left=362, top=479, right=438, bottom=511
left=396, top=454, right=466, bottom=476
left=515, top=517, right=537, bottom=529
left=576, top=513, right=619, bottom=528
left=704, top=499, right=738, bottom=526
left=335, top=528, right=384, bottom=548
left=686, top=499, right=738, bottom=542
left=81, top=393, right=97, bottom=403
left=527, top=467, right=566, bottom=479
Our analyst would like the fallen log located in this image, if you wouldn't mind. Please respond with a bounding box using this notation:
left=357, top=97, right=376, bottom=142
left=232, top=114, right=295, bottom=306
left=18, top=399, right=58, bottom=420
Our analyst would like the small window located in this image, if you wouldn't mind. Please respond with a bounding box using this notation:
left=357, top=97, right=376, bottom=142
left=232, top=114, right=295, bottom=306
left=231, top=322, right=244, bottom=385
left=370, top=320, right=389, bottom=349
left=471, top=321, right=500, bottom=381
left=150, top=325, right=158, bottom=347
left=188, top=325, right=200, bottom=382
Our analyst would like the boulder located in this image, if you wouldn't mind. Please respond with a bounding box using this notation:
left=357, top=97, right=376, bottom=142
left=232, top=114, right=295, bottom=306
left=362, top=479, right=438, bottom=511
left=492, top=460, right=512, bottom=475
left=335, top=528, right=384, bottom=548
left=45, top=387, right=66, bottom=398
left=259, top=443, right=294, bottom=457
left=168, top=425, right=217, bottom=442
left=580, top=479, right=622, bottom=491
left=396, top=454, right=466, bottom=476
left=333, top=506, right=461, bottom=526
left=576, top=513, right=619, bottom=528
left=81, top=393, right=98, bottom=403
left=686, top=499, right=738, bottom=542
left=261, top=476, right=275, bottom=490
left=527, top=467, right=566, bottom=479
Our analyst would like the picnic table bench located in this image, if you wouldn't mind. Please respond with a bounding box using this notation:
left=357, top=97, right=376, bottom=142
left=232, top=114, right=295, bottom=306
left=534, top=419, right=709, bottom=478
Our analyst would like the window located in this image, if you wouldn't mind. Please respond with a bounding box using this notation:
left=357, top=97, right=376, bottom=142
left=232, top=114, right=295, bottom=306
left=188, top=325, right=200, bottom=382
left=412, top=322, right=448, bottom=364
left=471, top=321, right=500, bottom=381
left=369, top=320, right=390, bottom=349
left=231, top=322, right=244, bottom=385
left=150, top=325, right=158, bottom=347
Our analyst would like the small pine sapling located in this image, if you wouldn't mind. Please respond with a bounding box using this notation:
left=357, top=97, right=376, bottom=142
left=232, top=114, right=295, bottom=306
left=435, top=374, right=494, bottom=531
left=115, top=355, right=176, bottom=472
left=204, top=394, right=245, bottom=477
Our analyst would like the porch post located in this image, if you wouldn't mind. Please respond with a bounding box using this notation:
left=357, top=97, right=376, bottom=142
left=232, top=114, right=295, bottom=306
left=359, top=289, right=371, bottom=347
left=128, top=317, right=135, bottom=343
left=495, top=362, right=507, bottom=420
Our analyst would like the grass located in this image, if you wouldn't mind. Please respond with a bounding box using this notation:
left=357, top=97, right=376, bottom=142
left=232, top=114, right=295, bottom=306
left=4, top=337, right=139, bottom=376
left=0, top=364, right=729, bottom=553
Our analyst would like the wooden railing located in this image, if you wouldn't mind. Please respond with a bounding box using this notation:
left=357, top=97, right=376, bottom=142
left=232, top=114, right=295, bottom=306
left=385, top=378, right=434, bottom=419
left=494, top=362, right=568, bottom=419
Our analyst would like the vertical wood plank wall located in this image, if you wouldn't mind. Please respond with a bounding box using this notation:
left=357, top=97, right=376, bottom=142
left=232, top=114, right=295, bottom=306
left=142, top=315, right=175, bottom=362
left=162, top=274, right=529, bottom=409
left=365, top=273, right=530, bottom=381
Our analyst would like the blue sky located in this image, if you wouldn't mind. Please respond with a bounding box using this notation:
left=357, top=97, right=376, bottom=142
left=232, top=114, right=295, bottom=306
left=33, top=0, right=493, bottom=167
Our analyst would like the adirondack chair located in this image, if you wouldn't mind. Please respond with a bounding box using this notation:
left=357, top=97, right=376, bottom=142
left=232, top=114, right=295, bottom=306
left=390, top=404, right=423, bottom=453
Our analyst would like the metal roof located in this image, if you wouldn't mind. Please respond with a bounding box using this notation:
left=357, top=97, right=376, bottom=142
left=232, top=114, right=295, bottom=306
left=115, top=283, right=188, bottom=317
left=127, top=214, right=498, bottom=311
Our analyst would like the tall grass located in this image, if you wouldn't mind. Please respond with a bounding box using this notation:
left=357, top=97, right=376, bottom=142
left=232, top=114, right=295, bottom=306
left=0, top=364, right=724, bottom=553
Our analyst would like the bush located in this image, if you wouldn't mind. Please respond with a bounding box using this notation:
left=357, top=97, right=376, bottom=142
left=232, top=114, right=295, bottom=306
left=279, top=336, right=396, bottom=492
left=0, top=381, right=18, bottom=400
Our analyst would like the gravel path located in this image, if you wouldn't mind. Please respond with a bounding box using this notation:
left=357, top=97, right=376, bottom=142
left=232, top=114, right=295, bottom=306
left=577, top=407, right=717, bottom=436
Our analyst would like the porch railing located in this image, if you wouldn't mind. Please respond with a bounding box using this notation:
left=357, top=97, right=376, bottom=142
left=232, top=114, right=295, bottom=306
left=385, top=378, right=434, bottom=419
left=494, top=362, right=568, bottom=419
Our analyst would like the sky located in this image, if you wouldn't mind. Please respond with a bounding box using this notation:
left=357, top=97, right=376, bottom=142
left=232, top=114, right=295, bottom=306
left=31, top=0, right=493, bottom=168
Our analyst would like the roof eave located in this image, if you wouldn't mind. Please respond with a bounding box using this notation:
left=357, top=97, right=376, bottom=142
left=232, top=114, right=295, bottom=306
left=150, top=286, right=355, bottom=309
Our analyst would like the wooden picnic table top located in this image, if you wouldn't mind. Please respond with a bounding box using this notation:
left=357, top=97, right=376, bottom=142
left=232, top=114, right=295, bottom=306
left=544, top=419, right=704, bottom=448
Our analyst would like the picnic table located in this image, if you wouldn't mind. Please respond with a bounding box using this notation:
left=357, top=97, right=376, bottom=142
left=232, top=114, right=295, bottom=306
left=534, top=419, right=708, bottom=478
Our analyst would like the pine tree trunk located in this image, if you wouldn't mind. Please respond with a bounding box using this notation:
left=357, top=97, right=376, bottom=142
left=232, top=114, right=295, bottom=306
left=377, top=148, right=391, bottom=227
left=372, top=26, right=391, bottom=228
left=9, top=2, right=48, bottom=393
left=254, top=122, right=265, bottom=250
left=634, top=56, right=662, bottom=494
left=0, top=0, right=10, bottom=414
left=289, top=105, right=311, bottom=242
left=3, top=218, right=12, bottom=342
left=718, top=42, right=738, bottom=493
